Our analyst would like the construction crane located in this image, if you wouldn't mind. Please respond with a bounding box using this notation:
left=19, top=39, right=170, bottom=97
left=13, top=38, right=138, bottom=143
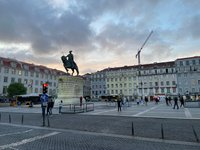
left=136, top=30, right=153, bottom=65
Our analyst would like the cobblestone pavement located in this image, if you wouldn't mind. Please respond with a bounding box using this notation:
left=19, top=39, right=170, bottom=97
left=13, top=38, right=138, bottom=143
left=0, top=101, right=199, bottom=149
left=0, top=123, right=200, bottom=150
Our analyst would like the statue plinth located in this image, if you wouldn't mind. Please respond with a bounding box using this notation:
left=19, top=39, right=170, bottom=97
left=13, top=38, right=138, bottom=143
left=56, top=75, right=84, bottom=105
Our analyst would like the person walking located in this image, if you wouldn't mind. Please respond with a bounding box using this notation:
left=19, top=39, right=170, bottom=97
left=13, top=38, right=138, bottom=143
left=180, top=96, right=184, bottom=108
left=40, top=93, right=48, bottom=126
left=173, top=96, right=179, bottom=109
left=168, top=96, right=172, bottom=106
left=59, top=100, right=63, bottom=114
left=165, top=96, right=169, bottom=106
left=117, top=97, right=122, bottom=112
left=144, top=96, right=148, bottom=106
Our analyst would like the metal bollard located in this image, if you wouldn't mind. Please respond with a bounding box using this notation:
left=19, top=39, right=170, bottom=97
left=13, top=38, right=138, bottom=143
left=9, top=114, right=11, bottom=123
left=21, top=115, right=24, bottom=125
left=47, top=116, right=50, bottom=127
left=161, top=124, right=164, bottom=139
left=132, top=122, right=135, bottom=136
left=192, top=125, right=199, bottom=142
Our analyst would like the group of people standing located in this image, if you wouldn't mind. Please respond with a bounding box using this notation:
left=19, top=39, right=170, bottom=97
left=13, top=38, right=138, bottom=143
left=165, top=95, right=185, bottom=109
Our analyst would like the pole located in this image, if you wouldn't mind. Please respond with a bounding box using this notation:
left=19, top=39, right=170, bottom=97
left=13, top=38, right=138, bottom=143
left=161, top=124, right=164, bottom=139
left=21, top=114, right=24, bottom=125
left=132, top=122, right=135, bottom=136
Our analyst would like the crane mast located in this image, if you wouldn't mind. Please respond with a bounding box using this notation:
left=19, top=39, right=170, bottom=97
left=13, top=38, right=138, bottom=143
left=136, top=30, right=153, bottom=65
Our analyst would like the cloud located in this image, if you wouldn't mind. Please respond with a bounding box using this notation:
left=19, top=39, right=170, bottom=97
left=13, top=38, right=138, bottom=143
left=0, top=0, right=200, bottom=74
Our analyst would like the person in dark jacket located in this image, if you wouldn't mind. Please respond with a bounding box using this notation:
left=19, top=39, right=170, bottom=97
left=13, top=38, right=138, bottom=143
left=173, top=96, right=179, bottom=109
left=117, top=97, right=122, bottom=112
left=179, top=96, right=184, bottom=108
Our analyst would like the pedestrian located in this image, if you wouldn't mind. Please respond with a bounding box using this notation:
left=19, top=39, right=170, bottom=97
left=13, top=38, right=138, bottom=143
left=47, top=98, right=54, bottom=115
left=173, top=96, right=179, bottom=109
left=59, top=100, right=63, bottom=114
left=144, top=96, right=148, bottom=106
left=40, top=93, right=48, bottom=126
left=168, top=96, right=172, bottom=106
left=180, top=96, right=184, bottom=108
left=136, top=98, right=140, bottom=106
left=80, top=96, right=83, bottom=107
left=165, top=96, right=169, bottom=106
left=117, top=97, right=122, bottom=112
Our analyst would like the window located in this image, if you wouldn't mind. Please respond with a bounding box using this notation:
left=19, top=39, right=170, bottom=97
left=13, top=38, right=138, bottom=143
left=36, top=73, right=39, bottom=78
left=115, top=84, right=118, bottom=88
left=192, top=60, right=196, bottom=65
left=11, top=69, right=16, bottom=75
left=180, top=61, right=183, bottom=66
left=155, top=82, right=158, bottom=86
left=155, top=88, right=159, bottom=94
left=18, top=78, right=22, bottom=83
left=172, top=87, right=176, bottom=93
left=4, top=76, right=8, bottom=82
left=166, top=81, right=170, bottom=85
left=172, top=81, right=176, bottom=86
left=115, top=90, right=118, bottom=94
left=35, top=80, right=39, bottom=85
left=186, top=60, right=189, bottom=65
left=24, top=71, right=28, bottom=76
left=3, top=86, right=7, bottom=94
left=124, top=83, right=127, bottom=88
left=24, top=79, right=28, bottom=84
left=161, top=88, right=165, bottom=93
left=161, top=81, right=164, bottom=86
left=11, top=77, right=15, bottom=83
left=18, top=70, right=22, bottom=76
left=167, top=87, right=170, bottom=93
left=4, top=68, right=9, bottom=74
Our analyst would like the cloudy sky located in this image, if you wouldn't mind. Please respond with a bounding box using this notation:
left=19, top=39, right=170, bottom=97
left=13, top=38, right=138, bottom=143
left=0, top=0, right=200, bottom=75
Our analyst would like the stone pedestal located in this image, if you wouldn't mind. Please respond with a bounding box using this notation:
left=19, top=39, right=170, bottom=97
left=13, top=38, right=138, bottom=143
left=56, top=75, right=84, bottom=105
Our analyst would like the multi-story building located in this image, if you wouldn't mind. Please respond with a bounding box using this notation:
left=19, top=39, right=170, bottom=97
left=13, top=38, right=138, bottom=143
left=137, top=61, right=177, bottom=100
left=175, top=56, right=200, bottom=98
left=90, top=70, right=106, bottom=99
left=0, top=57, right=66, bottom=97
left=106, top=66, right=137, bottom=100
left=82, top=73, right=91, bottom=99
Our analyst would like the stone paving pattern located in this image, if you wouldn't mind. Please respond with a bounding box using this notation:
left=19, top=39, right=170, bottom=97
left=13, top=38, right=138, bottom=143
left=0, top=101, right=199, bottom=149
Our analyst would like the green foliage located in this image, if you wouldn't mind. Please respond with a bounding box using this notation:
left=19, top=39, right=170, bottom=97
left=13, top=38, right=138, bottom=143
left=7, top=83, right=27, bottom=97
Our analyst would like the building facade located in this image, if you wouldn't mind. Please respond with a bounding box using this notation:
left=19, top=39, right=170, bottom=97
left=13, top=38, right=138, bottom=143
left=137, top=61, right=177, bottom=100
left=89, top=56, right=200, bottom=100
left=90, top=70, right=106, bottom=99
left=106, top=66, right=137, bottom=100
left=0, top=57, right=66, bottom=97
left=175, top=56, right=200, bottom=98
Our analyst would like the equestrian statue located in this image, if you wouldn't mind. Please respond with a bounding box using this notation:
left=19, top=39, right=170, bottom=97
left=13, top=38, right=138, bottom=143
left=61, top=50, right=79, bottom=76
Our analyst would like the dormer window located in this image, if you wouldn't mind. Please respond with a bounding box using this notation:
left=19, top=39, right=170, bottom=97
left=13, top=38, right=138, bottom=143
left=11, top=62, right=17, bottom=68
left=23, top=65, right=29, bottom=70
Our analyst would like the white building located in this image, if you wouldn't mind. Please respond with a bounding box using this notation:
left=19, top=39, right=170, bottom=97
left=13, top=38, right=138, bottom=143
left=0, top=57, right=66, bottom=97
left=137, top=61, right=177, bottom=100
left=175, top=56, right=200, bottom=98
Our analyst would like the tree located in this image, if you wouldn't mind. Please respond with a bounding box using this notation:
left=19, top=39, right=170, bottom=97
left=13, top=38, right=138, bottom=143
left=7, top=83, right=27, bottom=97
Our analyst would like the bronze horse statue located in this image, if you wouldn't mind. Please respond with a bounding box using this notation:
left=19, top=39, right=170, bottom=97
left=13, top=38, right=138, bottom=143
left=61, top=55, right=79, bottom=76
